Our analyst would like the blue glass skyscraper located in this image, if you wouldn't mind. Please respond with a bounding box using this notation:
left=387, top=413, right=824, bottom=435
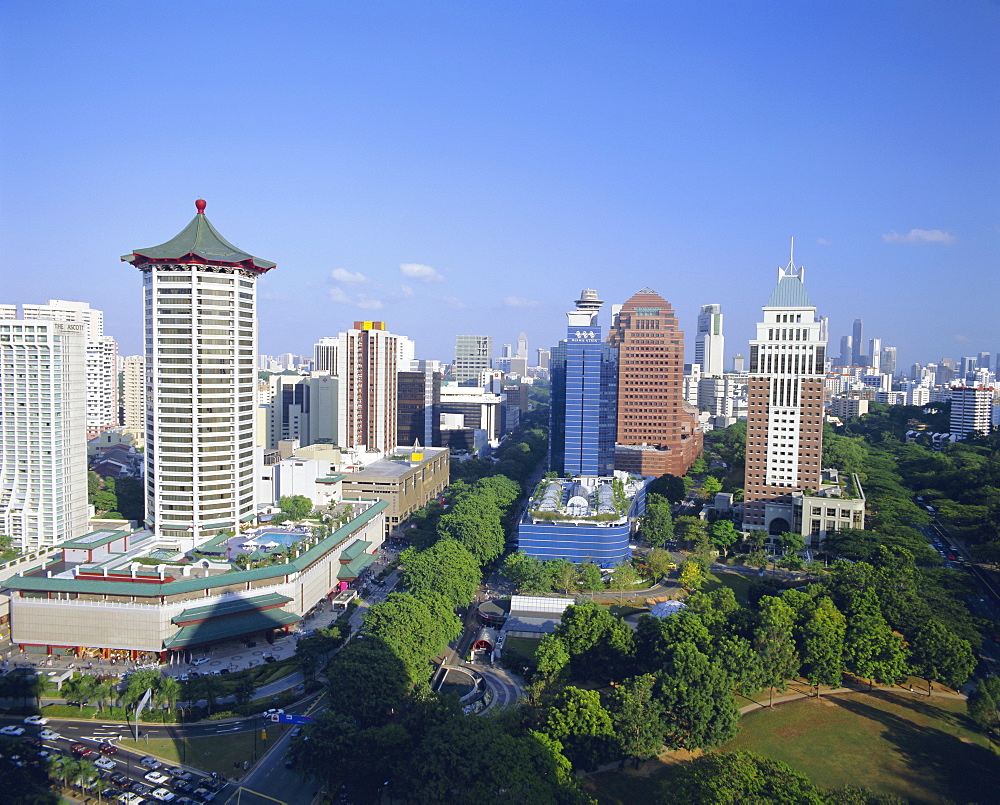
left=550, top=289, right=617, bottom=476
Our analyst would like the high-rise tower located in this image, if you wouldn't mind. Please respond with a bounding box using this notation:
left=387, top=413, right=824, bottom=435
left=0, top=319, right=89, bottom=550
left=549, top=289, right=617, bottom=476
left=743, top=250, right=826, bottom=534
left=694, top=304, right=725, bottom=377
left=123, top=200, right=274, bottom=546
left=851, top=318, right=865, bottom=366
left=608, top=288, right=702, bottom=477
left=335, top=321, right=400, bottom=455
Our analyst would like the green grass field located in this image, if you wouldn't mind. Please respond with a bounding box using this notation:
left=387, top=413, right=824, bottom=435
left=118, top=722, right=290, bottom=779
left=588, top=690, right=1000, bottom=804
left=702, top=569, right=753, bottom=603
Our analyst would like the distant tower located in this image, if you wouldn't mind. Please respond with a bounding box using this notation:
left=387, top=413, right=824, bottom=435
left=549, top=290, right=618, bottom=476
left=694, top=304, right=725, bottom=377
left=868, top=338, right=882, bottom=371
left=123, top=199, right=274, bottom=545
left=733, top=354, right=746, bottom=373
left=838, top=335, right=853, bottom=368
left=852, top=319, right=865, bottom=366
left=120, top=355, right=146, bottom=436
left=608, top=288, right=702, bottom=477
left=743, top=245, right=826, bottom=535
left=516, top=332, right=528, bottom=358
left=880, top=346, right=898, bottom=378
left=454, top=335, right=493, bottom=385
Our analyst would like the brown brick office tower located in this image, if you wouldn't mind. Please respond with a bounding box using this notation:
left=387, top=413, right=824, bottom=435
left=608, top=288, right=702, bottom=477
left=742, top=259, right=826, bottom=535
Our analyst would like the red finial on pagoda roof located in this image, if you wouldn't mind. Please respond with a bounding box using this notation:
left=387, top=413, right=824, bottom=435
left=195, top=199, right=207, bottom=214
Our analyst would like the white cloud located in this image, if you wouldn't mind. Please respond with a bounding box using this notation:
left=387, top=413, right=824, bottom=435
left=954, top=333, right=971, bottom=343
left=329, top=287, right=350, bottom=303
left=356, top=295, right=384, bottom=310
left=816, top=238, right=831, bottom=246
left=399, top=263, right=443, bottom=282
left=503, top=296, right=539, bottom=308
left=881, top=228, right=955, bottom=244
left=398, top=284, right=414, bottom=298
left=441, top=296, right=467, bottom=309
left=331, top=268, right=368, bottom=283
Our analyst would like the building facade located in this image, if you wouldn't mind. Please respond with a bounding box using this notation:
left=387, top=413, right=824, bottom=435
left=397, top=362, right=442, bottom=448
left=335, top=322, right=400, bottom=456
left=549, top=289, right=618, bottom=477
left=120, top=355, right=146, bottom=438
left=454, top=334, right=493, bottom=385
left=0, top=320, right=90, bottom=550
left=608, top=288, right=702, bottom=477
left=122, top=199, right=274, bottom=547
left=743, top=258, right=826, bottom=535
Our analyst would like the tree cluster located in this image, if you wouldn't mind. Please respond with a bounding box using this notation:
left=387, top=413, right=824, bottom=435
left=87, top=470, right=143, bottom=522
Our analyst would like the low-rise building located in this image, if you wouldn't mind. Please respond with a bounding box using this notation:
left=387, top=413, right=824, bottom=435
left=518, top=472, right=646, bottom=567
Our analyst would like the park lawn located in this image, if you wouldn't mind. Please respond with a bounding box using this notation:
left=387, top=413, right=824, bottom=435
left=588, top=690, right=999, bottom=804
left=118, top=723, right=289, bottom=780
left=722, top=691, right=998, bottom=803
left=503, top=637, right=541, bottom=660
left=702, top=569, right=753, bottom=603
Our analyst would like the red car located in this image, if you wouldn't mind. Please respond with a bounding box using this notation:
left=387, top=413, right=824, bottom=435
left=99, top=743, right=118, bottom=754
left=71, top=744, right=95, bottom=758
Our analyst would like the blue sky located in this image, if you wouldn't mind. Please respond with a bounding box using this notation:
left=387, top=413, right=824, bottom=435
left=2, top=2, right=997, bottom=371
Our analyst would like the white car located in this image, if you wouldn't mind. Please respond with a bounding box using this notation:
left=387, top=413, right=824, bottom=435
left=119, top=794, right=145, bottom=805
left=191, top=657, right=209, bottom=666
left=150, top=788, right=176, bottom=802
left=23, top=715, right=48, bottom=725
left=263, top=708, right=284, bottom=716
left=39, top=729, right=61, bottom=741
left=0, top=725, right=25, bottom=736
left=144, top=770, right=170, bottom=785
left=95, top=757, right=117, bottom=771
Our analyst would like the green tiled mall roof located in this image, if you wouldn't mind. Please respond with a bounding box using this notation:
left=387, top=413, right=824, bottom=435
left=121, top=199, right=275, bottom=272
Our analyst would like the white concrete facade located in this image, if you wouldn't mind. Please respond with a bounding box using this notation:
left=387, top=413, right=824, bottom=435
left=0, top=320, right=90, bottom=550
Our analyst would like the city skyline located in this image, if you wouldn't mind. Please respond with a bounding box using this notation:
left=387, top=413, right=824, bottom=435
left=2, top=3, right=997, bottom=368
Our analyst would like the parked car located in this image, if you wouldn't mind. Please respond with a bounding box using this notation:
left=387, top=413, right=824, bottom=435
left=0, top=725, right=25, bottom=736
left=144, top=771, right=170, bottom=785
left=191, top=657, right=209, bottom=666
left=150, top=788, right=176, bottom=802
left=23, top=715, right=48, bottom=725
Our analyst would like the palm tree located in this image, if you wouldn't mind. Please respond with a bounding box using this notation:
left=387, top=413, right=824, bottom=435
left=91, top=775, right=110, bottom=803
left=92, top=678, right=115, bottom=713
left=72, top=758, right=99, bottom=793
left=51, top=755, right=81, bottom=791
left=158, top=676, right=181, bottom=714
left=200, top=674, right=223, bottom=714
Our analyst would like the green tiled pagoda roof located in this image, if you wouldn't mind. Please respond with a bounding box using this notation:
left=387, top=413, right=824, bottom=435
left=337, top=552, right=378, bottom=579
left=164, top=608, right=299, bottom=649
left=339, top=540, right=371, bottom=562
left=121, top=200, right=275, bottom=273
left=3, top=500, right=387, bottom=598
left=172, top=592, right=292, bottom=625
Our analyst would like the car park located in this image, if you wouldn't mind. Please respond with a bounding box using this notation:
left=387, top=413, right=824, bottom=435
left=173, top=781, right=194, bottom=793
left=145, top=770, right=170, bottom=785
left=111, top=773, right=130, bottom=786
left=150, top=788, right=176, bottom=802
left=118, top=793, right=145, bottom=805
left=192, top=789, right=216, bottom=802
left=96, top=757, right=117, bottom=771
left=23, top=715, right=48, bottom=725
left=131, top=781, right=154, bottom=796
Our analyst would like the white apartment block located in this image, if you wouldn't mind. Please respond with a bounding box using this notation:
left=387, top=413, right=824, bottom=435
left=122, top=200, right=274, bottom=548
left=19, top=300, right=118, bottom=440
left=950, top=385, right=995, bottom=440
left=0, top=320, right=90, bottom=550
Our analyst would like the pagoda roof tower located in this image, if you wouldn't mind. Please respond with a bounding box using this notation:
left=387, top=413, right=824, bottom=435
left=121, top=199, right=275, bottom=273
